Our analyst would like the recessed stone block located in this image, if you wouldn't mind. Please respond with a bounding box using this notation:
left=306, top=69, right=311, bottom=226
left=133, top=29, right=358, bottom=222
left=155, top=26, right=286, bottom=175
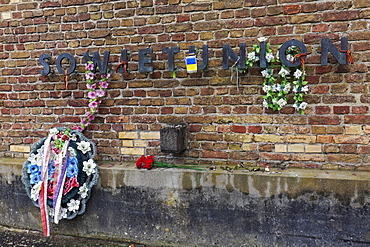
left=160, top=124, right=188, bottom=153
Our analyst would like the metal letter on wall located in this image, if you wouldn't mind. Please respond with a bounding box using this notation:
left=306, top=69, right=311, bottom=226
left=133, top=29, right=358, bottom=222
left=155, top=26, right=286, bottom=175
left=162, top=47, right=180, bottom=71
left=39, top=54, right=51, bottom=76
left=188, top=45, right=209, bottom=71
left=321, top=37, right=348, bottom=65
left=138, top=48, right=153, bottom=73
left=55, top=53, right=76, bottom=75
left=279, top=39, right=307, bottom=67
left=83, top=51, right=110, bottom=74
left=222, top=43, right=246, bottom=70
left=259, top=41, right=267, bottom=68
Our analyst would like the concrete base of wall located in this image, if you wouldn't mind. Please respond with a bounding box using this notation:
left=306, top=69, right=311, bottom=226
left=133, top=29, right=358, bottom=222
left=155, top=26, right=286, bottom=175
left=1, top=158, right=370, bottom=246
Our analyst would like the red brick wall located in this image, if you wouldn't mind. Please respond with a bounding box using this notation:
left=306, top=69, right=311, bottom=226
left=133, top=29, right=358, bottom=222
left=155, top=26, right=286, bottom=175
left=0, top=0, right=369, bottom=170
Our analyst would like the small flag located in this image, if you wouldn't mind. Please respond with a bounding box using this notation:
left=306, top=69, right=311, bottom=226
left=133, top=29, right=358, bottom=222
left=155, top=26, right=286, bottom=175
left=185, top=53, right=197, bottom=73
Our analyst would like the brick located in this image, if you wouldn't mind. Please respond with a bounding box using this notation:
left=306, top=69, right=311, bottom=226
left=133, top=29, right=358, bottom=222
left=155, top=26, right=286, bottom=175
left=215, top=116, right=242, bottom=124
left=327, top=154, right=360, bottom=163
left=317, top=135, right=333, bottom=143
left=122, top=140, right=134, bottom=147
left=306, top=145, right=322, bottom=153
left=340, top=145, right=357, bottom=154
left=345, top=126, right=362, bottom=135
left=358, top=146, right=370, bottom=154
left=217, top=125, right=230, bottom=133
left=224, top=134, right=253, bottom=143
left=255, top=16, right=288, bottom=26
left=302, top=3, right=318, bottom=13
left=286, top=135, right=316, bottom=143
left=275, top=144, right=287, bottom=153
left=352, top=106, right=368, bottom=114
left=293, top=154, right=325, bottom=161
left=244, top=116, right=273, bottom=124
left=354, top=0, right=370, bottom=8
left=232, top=125, right=246, bottom=133
left=287, top=144, right=304, bottom=153
left=244, top=0, right=277, bottom=7
left=213, top=1, right=243, bottom=9
left=308, top=116, right=341, bottom=125
left=333, top=106, right=350, bottom=114
left=283, top=5, right=300, bottom=15
left=344, top=115, right=370, bottom=124
left=201, top=150, right=228, bottom=159
left=254, top=134, right=284, bottom=143
left=323, top=11, right=360, bottom=21
left=119, top=132, right=139, bottom=139
left=333, top=135, right=369, bottom=144
left=177, top=14, right=190, bottom=22
left=156, top=4, right=181, bottom=14
left=260, top=153, right=290, bottom=161
left=315, top=106, right=331, bottom=114
left=134, top=140, right=147, bottom=147
left=121, top=147, right=144, bottom=155
left=290, top=14, right=322, bottom=24
left=248, top=126, right=262, bottom=133
left=229, top=151, right=259, bottom=160
left=327, top=126, right=343, bottom=134
left=140, top=132, right=160, bottom=139
left=10, top=145, right=30, bottom=153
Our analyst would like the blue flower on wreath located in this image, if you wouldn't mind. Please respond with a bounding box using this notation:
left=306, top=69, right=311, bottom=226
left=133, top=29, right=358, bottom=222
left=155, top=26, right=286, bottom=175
left=66, top=156, right=79, bottom=177
left=27, top=163, right=40, bottom=174
left=48, top=160, right=55, bottom=180
left=30, top=172, right=41, bottom=185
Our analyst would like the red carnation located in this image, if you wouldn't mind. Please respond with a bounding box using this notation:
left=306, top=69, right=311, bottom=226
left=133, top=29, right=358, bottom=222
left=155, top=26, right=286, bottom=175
left=61, top=135, right=69, bottom=141
left=136, top=155, right=146, bottom=169
left=143, top=155, right=154, bottom=170
left=136, top=155, right=154, bottom=170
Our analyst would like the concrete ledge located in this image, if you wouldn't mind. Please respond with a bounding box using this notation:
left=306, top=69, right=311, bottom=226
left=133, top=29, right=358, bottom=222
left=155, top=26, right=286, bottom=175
left=1, top=158, right=370, bottom=246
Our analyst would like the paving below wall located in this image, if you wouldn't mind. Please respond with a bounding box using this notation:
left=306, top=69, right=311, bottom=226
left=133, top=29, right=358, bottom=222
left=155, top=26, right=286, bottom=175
left=1, top=158, right=370, bottom=247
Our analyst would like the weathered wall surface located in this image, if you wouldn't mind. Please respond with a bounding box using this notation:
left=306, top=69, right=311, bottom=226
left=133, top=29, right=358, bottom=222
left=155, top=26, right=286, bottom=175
left=1, top=159, right=370, bottom=246
left=0, top=0, right=370, bottom=167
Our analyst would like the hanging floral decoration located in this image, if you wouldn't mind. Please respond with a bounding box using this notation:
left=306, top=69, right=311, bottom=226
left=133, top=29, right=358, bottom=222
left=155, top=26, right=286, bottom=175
left=245, top=37, right=308, bottom=114
left=73, top=61, right=111, bottom=132
left=22, top=62, right=110, bottom=236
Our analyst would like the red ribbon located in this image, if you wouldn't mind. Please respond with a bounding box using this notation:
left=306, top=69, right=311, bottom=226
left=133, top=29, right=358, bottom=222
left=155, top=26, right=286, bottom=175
left=115, top=61, right=128, bottom=76
left=40, top=136, right=52, bottom=236
left=293, top=53, right=308, bottom=72
left=340, top=50, right=354, bottom=64
left=64, top=70, right=69, bottom=89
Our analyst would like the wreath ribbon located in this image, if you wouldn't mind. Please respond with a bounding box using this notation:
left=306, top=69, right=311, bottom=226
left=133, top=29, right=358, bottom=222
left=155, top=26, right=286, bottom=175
left=340, top=50, right=354, bottom=64
left=293, top=53, right=308, bottom=73
left=40, top=135, right=52, bottom=236
left=64, top=69, right=69, bottom=89
left=52, top=139, right=70, bottom=224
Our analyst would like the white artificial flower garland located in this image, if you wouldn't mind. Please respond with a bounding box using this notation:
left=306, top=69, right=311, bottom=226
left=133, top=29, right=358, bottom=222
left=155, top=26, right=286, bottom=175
left=245, top=38, right=308, bottom=113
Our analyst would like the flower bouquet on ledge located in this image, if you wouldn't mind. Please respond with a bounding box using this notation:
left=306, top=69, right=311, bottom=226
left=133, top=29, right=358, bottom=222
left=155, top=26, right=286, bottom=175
left=136, top=155, right=205, bottom=171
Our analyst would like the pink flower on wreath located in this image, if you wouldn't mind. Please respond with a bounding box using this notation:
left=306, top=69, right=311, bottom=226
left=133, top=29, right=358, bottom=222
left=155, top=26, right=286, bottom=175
left=96, top=89, right=105, bottom=97
left=85, top=72, right=94, bottom=80
left=72, top=126, right=84, bottom=131
left=99, top=81, right=108, bottom=89
left=88, top=91, right=97, bottom=99
left=87, top=83, right=97, bottom=90
left=85, top=63, right=94, bottom=71
left=87, top=113, right=95, bottom=121
left=88, top=101, right=98, bottom=109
